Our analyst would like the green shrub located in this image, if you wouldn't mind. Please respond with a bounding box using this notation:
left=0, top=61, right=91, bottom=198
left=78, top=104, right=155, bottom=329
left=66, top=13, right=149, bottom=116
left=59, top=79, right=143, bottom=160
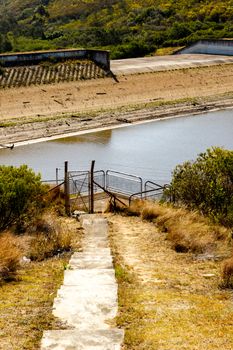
left=0, top=65, right=4, bottom=76
left=168, top=147, right=233, bottom=226
left=0, top=165, right=45, bottom=231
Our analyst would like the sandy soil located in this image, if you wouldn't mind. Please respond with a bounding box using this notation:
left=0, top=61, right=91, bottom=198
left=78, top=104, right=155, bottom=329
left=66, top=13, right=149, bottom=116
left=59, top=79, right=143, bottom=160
left=0, top=63, right=233, bottom=145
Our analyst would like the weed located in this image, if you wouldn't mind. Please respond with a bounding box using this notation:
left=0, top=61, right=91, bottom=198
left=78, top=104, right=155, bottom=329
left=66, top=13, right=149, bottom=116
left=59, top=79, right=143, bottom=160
left=28, top=213, right=73, bottom=261
left=127, top=200, right=231, bottom=254
left=222, top=257, right=233, bottom=288
left=0, top=65, right=4, bottom=76
left=0, top=232, right=22, bottom=282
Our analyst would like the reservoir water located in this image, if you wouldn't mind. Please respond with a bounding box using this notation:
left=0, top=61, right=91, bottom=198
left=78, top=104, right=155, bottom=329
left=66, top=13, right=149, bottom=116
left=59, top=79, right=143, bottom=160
left=1, top=109, right=233, bottom=184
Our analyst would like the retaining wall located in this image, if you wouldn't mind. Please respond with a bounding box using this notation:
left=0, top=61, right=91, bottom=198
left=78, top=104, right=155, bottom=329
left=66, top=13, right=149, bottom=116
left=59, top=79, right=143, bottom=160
left=176, top=39, right=233, bottom=56
left=0, top=61, right=105, bottom=88
left=0, top=49, right=110, bottom=71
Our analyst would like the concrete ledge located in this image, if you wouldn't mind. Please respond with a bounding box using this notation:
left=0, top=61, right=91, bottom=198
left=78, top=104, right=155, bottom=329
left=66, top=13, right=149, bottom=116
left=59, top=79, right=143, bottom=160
left=0, top=48, right=110, bottom=71
left=41, top=329, right=124, bottom=350
left=176, top=39, right=233, bottom=56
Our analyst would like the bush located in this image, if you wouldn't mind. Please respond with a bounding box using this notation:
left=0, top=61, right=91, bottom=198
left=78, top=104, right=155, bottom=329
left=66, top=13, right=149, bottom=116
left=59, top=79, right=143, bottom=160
left=28, top=213, right=73, bottom=261
left=128, top=200, right=229, bottom=254
left=222, top=257, right=233, bottom=288
left=0, top=64, right=4, bottom=76
left=0, top=165, right=45, bottom=231
left=110, top=41, right=154, bottom=59
left=168, top=148, right=233, bottom=226
left=0, top=232, right=21, bottom=281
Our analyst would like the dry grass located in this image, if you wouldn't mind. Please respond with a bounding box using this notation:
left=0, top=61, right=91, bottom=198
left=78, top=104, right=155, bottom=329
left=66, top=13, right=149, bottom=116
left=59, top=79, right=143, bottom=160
left=0, top=256, right=70, bottom=350
left=0, top=215, right=82, bottom=349
left=43, top=185, right=66, bottom=216
left=108, top=213, right=233, bottom=350
left=222, top=257, right=233, bottom=288
left=0, top=232, right=22, bottom=282
left=28, top=213, right=76, bottom=261
left=127, top=200, right=231, bottom=254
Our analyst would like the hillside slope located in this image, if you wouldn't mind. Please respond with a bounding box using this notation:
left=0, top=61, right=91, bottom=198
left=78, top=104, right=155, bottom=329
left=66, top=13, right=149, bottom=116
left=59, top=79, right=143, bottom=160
left=0, top=0, right=233, bottom=58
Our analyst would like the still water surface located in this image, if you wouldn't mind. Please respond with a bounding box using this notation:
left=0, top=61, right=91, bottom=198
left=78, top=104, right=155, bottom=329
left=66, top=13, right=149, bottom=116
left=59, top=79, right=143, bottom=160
left=1, top=109, right=233, bottom=183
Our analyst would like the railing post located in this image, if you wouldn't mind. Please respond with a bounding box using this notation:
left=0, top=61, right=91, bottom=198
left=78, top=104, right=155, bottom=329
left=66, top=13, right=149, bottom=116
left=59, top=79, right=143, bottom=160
left=64, top=161, right=70, bottom=216
left=56, top=167, right=59, bottom=185
left=90, top=160, right=95, bottom=214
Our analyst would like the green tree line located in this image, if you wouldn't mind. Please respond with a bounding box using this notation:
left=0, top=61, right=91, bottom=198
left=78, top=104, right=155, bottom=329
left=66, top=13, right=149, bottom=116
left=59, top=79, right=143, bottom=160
left=0, top=0, right=233, bottom=58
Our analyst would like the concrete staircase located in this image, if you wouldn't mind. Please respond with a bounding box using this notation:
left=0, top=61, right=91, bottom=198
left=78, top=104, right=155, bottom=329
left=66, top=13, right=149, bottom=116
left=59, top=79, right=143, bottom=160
left=41, top=215, right=124, bottom=350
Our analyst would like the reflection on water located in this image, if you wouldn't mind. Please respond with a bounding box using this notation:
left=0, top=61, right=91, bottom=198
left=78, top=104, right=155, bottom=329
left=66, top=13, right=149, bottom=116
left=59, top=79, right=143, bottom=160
left=0, top=109, right=233, bottom=183
left=52, top=130, right=112, bottom=145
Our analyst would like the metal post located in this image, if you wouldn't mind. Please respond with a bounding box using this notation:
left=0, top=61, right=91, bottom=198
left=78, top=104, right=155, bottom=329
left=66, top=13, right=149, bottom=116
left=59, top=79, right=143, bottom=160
left=90, top=160, right=95, bottom=214
left=56, top=167, right=59, bottom=185
left=64, top=161, right=70, bottom=216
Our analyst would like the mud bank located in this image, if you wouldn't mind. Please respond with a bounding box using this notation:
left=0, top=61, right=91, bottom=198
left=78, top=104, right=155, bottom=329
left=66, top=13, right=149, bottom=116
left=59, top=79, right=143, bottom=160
left=1, top=63, right=233, bottom=146
left=1, top=95, right=233, bottom=147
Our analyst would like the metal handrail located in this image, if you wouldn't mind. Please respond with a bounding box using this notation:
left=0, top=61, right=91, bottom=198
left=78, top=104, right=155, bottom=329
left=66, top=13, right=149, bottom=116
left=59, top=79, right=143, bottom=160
left=144, top=180, right=164, bottom=191
left=93, top=180, right=127, bottom=208
left=106, top=169, right=143, bottom=181
left=129, top=187, right=166, bottom=205
left=106, top=169, right=143, bottom=196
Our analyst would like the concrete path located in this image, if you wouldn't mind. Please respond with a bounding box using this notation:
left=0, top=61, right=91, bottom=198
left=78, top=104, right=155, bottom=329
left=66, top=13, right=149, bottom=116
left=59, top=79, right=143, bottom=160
left=111, top=53, right=233, bottom=75
left=41, top=215, right=124, bottom=350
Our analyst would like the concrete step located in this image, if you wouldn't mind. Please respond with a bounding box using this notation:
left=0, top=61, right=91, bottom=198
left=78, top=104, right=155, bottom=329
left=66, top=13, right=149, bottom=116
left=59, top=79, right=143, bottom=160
left=41, top=328, right=124, bottom=350
left=40, top=216, right=124, bottom=350
left=63, top=269, right=116, bottom=286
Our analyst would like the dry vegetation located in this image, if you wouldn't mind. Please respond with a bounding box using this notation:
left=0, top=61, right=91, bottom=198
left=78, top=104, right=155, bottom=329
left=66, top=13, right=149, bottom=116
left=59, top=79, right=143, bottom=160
left=28, top=213, right=76, bottom=261
left=0, top=232, right=22, bottom=282
left=114, top=199, right=231, bottom=256
left=0, top=256, right=70, bottom=350
left=108, top=202, right=233, bottom=349
left=0, top=191, right=82, bottom=349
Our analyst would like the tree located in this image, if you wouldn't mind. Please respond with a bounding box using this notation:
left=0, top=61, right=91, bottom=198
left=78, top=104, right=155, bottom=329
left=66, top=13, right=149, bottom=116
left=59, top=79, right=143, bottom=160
left=0, top=165, right=45, bottom=231
left=0, top=34, right=12, bottom=53
left=168, top=147, right=233, bottom=226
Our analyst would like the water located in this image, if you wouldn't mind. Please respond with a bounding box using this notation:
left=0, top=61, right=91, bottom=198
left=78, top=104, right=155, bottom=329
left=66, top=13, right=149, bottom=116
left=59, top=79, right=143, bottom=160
left=1, top=109, right=233, bottom=184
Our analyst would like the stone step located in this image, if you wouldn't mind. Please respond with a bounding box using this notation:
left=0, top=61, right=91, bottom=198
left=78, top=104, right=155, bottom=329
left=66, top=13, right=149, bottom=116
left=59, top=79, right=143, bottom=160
left=40, top=215, right=124, bottom=350
left=69, top=258, right=113, bottom=269
left=57, top=284, right=117, bottom=299
left=63, top=269, right=116, bottom=286
left=41, top=328, right=124, bottom=350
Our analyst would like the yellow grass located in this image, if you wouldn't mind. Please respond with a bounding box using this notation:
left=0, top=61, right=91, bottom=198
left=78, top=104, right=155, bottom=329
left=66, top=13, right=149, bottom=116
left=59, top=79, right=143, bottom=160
left=222, top=257, right=233, bottom=288
left=108, top=213, right=233, bottom=350
left=127, top=200, right=231, bottom=254
left=28, top=213, right=77, bottom=261
left=0, top=257, right=69, bottom=349
left=0, top=215, right=82, bottom=349
left=0, top=232, right=22, bottom=282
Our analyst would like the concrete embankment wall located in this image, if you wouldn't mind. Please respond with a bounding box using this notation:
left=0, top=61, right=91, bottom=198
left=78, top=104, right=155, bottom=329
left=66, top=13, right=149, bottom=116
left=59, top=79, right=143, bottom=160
left=0, top=61, right=105, bottom=88
left=176, top=39, right=233, bottom=56
left=0, top=49, right=109, bottom=88
left=0, top=49, right=110, bottom=70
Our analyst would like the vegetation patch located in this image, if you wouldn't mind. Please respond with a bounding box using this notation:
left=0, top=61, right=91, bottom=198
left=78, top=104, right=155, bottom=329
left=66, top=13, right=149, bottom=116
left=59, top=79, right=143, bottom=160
left=167, top=147, right=233, bottom=226
left=1, top=1, right=233, bottom=58
left=0, top=165, right=45, bottom=231
left=109, top=213, right=233, bottom=349
left=0, top=232, right=21, bottom=282
left=0, top=166, right=82, bottom=348
left=0, top=256, right=70, bottom=350
left=111, top=199, right=231, bottom=255
left=28, top=213, right=76, bottom=261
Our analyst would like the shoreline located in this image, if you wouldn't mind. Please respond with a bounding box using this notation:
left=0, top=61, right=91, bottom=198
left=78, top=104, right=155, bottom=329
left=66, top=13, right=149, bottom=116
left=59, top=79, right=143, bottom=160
left=1, top=94, right=233, bottom=148
left=1, top=63, right=233, bottom=147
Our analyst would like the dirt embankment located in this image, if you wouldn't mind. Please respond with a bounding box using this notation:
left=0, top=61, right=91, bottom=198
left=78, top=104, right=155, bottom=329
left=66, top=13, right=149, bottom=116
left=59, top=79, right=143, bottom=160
left=0, top=63, right=233, bottom=145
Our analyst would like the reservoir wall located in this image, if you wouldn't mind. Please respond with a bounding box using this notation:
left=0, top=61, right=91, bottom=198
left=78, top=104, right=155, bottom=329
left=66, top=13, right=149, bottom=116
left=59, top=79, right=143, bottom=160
left=176, top=39, right=233, bottom=56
